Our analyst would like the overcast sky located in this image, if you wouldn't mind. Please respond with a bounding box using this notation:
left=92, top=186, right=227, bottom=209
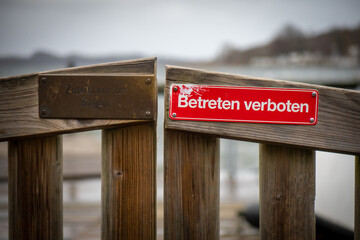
left=1, top=0, right=360, bottom=60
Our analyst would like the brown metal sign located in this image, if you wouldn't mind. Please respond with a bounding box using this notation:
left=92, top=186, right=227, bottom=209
left=38, top=74, right=156, bottom=119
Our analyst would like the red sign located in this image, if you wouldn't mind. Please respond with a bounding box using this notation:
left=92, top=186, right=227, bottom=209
left=169, top=84, right=319, bottom=125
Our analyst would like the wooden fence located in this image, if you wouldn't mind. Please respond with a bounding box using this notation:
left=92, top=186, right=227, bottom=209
left=1, top=59, right=359, bottom=240
left=0, top=58, right=157, bottom=240
left=163, top=65, right=360, bottom=240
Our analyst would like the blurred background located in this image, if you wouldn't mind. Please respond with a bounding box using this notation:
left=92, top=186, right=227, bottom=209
left=0, top=0, right=359, bottom=239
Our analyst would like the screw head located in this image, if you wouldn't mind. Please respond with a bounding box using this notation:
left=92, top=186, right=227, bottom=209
left=312, top=92, right=317, bottom=97
left=172, top=113, right=177, bottom=117
left=145, top=78, right=151, bottom=85
left=41, top=77, right=47, bottom=83
left=41, top=108, right=47, bottom=116
left=310, top=118, right=315, bottom=123
left=145, top=111, right=151, bottom=117
left=173, top=86, right=178, bottom=92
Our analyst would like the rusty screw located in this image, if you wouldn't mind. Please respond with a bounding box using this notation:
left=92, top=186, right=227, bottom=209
left=145, top=78, right=151, bottom=85
left=145, top=111, right=151, bottom=117
left=41, top=77, right=47, bottom=83
left=41, top=108, right=47, bottom=116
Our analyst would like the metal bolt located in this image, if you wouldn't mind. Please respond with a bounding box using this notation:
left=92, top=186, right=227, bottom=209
left=172, top=113, right=177, bottom=118
left=312, top=92, right=317, bottom=97
left=310, top=118, right=315, bottom=123
left=145, top=78, right=151, bottom=85
left=41, top=108, right=47, bottom=116
left=41, top=77, right=47, bottom=83
left=145, top=111, right=151, bottom=117
left=173, top=86, right=178, bottom=92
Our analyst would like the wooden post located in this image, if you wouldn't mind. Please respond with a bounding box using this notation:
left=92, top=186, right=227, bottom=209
left=8, top=135, right=63, bottom=240
left=164, top=130, right=220, bottom=240
left=356, top=156, right=360, bottom=240
left=259, top=144, right=315, bottom=240
left=102, top=123, right=156, bottom=240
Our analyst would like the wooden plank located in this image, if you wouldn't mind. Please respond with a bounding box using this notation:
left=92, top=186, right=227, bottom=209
left=101, top=123, right=156, bottom=240
left=259, top=144, right=315, bottom=240
left=8, top=135, right=62, bottom=240
left=164, top=129, right=220, bottom=240
left=356, top=155, right=360, bottom=240
left=0, top=57, right=156, bottom=141
left=164, top=65, right=360, bottom=155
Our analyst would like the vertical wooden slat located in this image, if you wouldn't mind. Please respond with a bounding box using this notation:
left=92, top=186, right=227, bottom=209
left=101, top=123, right=156, bottom=240
left=259, top=144, right=315, bottom=240
left=356, top=156, right=360, bottom=240
left=164, top=130, right=220, bottom=240
left=8, top=135, right=63, bottom=240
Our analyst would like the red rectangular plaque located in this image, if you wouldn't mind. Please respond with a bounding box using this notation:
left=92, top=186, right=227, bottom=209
left=169, top=84, right=319, bottom=125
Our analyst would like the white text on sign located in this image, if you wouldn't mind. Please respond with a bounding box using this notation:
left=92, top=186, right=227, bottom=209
left=178, top=95, right=309, bottom=113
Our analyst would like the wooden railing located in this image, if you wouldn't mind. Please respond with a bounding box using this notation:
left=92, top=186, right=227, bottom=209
left=163, top=65, right=360, bottom=240
left=0, top=58, right=157, bottom=240
left=2, top=60, right=359, bottom=240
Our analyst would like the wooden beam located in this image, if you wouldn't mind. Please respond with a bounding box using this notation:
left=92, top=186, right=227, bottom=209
left=101, top=123, right=156, bottom=239
left=8, top=135, right=62, bottom=240
left=164, top=130, right=220, bottom=240
left=259, top=144, right=315, bottom=240
left=0, top=57, right=156, bottom=141
left=356, top=155, right=360, bottom=240
left=164, top=66, right=360, bottom=155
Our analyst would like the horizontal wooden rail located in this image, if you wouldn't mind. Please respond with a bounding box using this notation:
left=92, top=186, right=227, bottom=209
left=164, top=65, right=360, bottom=155
left=0, top=57, right=157, bottom=142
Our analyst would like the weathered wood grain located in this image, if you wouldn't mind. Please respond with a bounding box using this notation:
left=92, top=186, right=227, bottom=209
left=0, top=57, right=156, bottom=141
left=356, top=155, right=360, bottom=240
left=259, top=144, right=315, bottom=240
left=102, top=123, right=156, bottom=240
left=164, top=130, right=220, bottom=240
left=8, top=135, right=62, bottom=240
left=164, top=65, right=360, bottom=155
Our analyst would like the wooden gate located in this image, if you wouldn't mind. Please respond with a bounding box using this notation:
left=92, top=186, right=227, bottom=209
left=163, top=65, right=360, bottom=240
left=0, top=58, right=157, bottom=240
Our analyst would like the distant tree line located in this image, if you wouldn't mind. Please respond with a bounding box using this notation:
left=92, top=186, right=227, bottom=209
left=217, top=24, right=360, bottom=65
